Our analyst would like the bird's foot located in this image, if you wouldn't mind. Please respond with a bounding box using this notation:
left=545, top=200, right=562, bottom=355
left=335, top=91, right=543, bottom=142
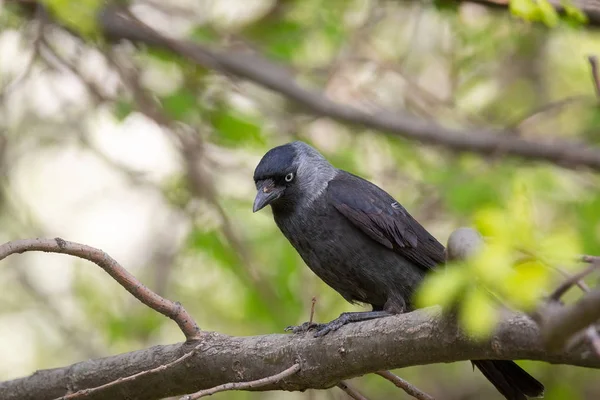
left=284, top=321, right=326, bottom=334
left=284, top=320, right=340, bottom=336
left=312, top=317, right=348, bottom=337
left=286, top=311, right=392, bottom=337
left=313, top=311, right=393, bottom=337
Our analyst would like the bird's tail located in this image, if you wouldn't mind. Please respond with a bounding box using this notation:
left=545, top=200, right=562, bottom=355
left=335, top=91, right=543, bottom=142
left=472, top=360, right=545, bottom=400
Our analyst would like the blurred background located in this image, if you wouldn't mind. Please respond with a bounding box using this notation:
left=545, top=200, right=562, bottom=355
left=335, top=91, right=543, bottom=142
left=1, top=0, right=600, bottom=399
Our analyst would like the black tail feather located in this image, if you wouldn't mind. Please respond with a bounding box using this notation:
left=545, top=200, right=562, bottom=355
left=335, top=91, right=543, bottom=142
left=472, top=360, right=545, bottom=400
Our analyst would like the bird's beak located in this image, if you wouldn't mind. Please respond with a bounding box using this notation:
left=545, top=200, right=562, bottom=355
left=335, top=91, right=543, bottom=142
left=253, top=180, right=284, bottom=213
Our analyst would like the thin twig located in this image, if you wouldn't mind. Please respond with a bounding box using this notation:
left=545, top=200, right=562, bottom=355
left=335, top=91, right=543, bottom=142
left=582, top=255, right=600, bottom=264
left=589, top=55, right=600, bottom=99
left=55, top=344, right=202, bottom=400
left=336, top=381, right=369, bottom=400
left=549, top=264, right=599, bottom=301
left=309, top=296, right=317, bottom=324
left=0, top=238, right=202, bottom=341
left=376, top=370, right=435, bottom=400
left=554, top=261, right=600, bottom=355
left=508, top=95, right=595, bottom=130
left=554, top=267, right=591, bottom=293
left=180, top=363, right=301, bottom=400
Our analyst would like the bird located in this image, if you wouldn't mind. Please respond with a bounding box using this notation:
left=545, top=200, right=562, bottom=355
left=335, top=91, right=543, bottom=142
left=252, top=140, right=544, bottom=400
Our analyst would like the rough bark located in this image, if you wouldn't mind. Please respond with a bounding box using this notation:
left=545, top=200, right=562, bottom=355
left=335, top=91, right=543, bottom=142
left=1, top=309, right=597, bottom=400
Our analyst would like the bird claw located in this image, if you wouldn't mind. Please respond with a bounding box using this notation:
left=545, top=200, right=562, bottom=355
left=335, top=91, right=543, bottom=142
left=284, top=321, right=325, bottom=334
left=312, top=318, right=345, bottom=337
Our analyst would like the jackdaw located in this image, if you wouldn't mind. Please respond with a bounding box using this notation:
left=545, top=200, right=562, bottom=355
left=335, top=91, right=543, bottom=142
left=252, top=140, right=544, bottom=400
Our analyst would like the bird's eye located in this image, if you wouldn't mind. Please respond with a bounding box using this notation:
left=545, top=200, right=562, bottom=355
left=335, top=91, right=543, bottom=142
left=285, top=172, right=294, bottom=182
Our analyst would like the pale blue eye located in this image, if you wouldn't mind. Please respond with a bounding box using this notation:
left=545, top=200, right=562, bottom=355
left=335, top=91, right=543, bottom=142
left=285, top=173, right=294, bottom=182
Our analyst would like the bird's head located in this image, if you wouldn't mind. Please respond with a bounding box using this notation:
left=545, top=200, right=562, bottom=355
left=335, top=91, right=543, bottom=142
left=252, top=141, right=337, bottom=213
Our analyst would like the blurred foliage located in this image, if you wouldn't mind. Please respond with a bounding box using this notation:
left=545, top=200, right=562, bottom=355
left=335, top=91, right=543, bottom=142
left=42, top=0, right=102, bottom=39
left=416, top=176, right=582, bottom=337
left=1, top=0, right=600, bottom=399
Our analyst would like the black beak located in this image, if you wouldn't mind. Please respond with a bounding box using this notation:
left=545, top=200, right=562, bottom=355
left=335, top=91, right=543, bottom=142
left=253, top=180, right=284, bottom=213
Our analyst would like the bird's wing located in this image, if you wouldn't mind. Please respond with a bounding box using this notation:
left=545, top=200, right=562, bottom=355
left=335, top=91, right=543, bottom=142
left=327, top=172, right=445, bottom=271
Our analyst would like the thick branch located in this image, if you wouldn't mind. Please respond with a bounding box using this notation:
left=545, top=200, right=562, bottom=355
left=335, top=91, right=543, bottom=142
left=1, top=310, right=597, bottom=400
left=0, top=238, right=202, bottom=341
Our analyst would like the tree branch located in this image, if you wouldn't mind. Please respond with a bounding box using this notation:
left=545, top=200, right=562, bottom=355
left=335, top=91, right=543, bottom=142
left=548, top=263, right=599, bottom=301
left=336, top=381, right=369, bottom=400
left=0, top=238, right=202, bottom=341
left=1, top=309, right=597, bottom=400
left=8, top=2, right=600, bottom=169
left=58, top=344, right=203, bottom=400
left=376, top=370, right=435, bottom=400
left=181, top=363, right=301, bottom=400
left=91, top=6, right=600, bottom=171
left=538, top=288, right=600, bottom=350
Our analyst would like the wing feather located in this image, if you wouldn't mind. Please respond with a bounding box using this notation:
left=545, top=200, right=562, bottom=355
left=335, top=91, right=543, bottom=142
left=328, top=172, right=445, bottom=271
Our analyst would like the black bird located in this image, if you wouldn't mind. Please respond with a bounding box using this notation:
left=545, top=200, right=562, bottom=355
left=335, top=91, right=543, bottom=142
left=252, top=141, right=544, bottom=400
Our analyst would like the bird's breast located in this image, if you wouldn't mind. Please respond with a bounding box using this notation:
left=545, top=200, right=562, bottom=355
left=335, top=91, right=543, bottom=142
left=272, top=204, right=425, bottom=308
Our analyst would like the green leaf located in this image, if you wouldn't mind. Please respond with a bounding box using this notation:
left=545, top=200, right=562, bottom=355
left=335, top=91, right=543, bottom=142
left=460, top=287, right=497, bottom=339
left=561, top=0, right=589, bottom=24
left=509, top=0, right=538, bottom=21
left=415, top=266, right=467, bottom=308
left=502, top=259, right=549, bottom=309
left=161, top=89, right=197, bottom=121
left=161, top=175, right=191, bottom=209
left=537, top=229, right=582, bottom=267
left=538, top=0, right=560, bottom=27
left=187, top=228, right=238, bottom=271
left=210, top=109, right=264, bottom=147
left=245, top=20, right=305, bottom=61
left=469, top=243, right=513, bottom=284
left=113, top=98, right=133, bottom=121
left=43, top=0, right=102, bottom=39
left=190, top=25, right=219, bottom=43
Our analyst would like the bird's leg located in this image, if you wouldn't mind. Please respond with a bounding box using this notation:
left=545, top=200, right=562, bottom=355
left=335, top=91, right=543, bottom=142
left=311, top=310, right=392, bottom=337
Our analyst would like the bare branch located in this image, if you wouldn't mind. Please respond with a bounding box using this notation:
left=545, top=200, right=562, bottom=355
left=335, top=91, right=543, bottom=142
left=1, top=309, right=597, bottom=400
left=549, top=264, right=600, bottom=356
left=507, top=95, right=596, bottom=131
left=180, top=364, right=301, bottom=400
left=336, top=381, right=369, bottom=400
left=554, top=266, right=592, bottom=292
left=0, top=238, right=202, bottom=341
left=539, top=288, right=600, bottom=350
left=92, top=5, right=600, bottom=171
left=376, top=371, right=435, bottom=400
left=549, top=263, right=599, bottom=301
left=56, top=344, right=203, bottom=400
